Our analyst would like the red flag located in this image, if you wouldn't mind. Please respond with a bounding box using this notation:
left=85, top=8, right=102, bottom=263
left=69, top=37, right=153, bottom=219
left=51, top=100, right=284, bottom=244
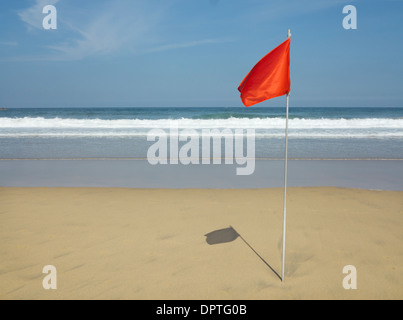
left=238, top=38, right=291, bottom=107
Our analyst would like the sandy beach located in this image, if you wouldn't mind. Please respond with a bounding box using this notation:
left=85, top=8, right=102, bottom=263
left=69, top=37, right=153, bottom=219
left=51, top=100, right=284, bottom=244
left=0, top=187, right=402, bottom=300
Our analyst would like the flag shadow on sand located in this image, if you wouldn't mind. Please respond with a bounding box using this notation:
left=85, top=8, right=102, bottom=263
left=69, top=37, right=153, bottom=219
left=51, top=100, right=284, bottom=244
left=205, top=226, right=282, bottom=281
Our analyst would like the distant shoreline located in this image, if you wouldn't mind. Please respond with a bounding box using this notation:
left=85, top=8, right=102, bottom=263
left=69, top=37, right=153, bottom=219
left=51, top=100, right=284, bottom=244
left=1, top=158, right=403, bottom=161
left=1, top=106, right=403, bottom=109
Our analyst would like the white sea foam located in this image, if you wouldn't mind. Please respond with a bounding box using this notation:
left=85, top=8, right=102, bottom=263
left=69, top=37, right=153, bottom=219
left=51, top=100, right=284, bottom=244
left=1, top=132, right=403, bottom=139
left=0, top=117, right=402, bottom=138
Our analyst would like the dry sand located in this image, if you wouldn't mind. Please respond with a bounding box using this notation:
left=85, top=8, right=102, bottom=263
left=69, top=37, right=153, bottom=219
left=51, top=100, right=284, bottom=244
left=0, top=187, right=402, bottom=300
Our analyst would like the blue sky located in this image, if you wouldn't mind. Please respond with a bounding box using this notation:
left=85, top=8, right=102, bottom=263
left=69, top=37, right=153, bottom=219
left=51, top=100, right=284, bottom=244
left=0, top=0, right=402, bottom=108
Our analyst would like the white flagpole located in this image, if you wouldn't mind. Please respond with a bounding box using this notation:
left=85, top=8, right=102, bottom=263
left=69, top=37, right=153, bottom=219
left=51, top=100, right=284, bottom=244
left=281, top=29, right=291, bottom=283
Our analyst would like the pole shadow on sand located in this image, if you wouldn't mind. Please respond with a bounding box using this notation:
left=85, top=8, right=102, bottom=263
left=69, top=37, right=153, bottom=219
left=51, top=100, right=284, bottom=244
left=204, top=226, right=282, bottom=281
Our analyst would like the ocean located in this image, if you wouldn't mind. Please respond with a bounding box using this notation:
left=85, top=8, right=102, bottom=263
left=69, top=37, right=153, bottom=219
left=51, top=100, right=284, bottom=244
left=1, top=107, right=403, bottom=160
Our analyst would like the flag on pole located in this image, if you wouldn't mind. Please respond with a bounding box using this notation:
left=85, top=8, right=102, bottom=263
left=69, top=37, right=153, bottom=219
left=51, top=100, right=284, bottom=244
left=238, top=38, right=291, bottom=107
left=238, top=31, right=292, bottom=282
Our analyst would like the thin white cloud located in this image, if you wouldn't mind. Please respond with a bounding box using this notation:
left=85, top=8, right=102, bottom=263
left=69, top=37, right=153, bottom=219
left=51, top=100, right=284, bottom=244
left=19, top=0, right=60, bottom=30
left=147, top=38, right=233, bottom=53
left=0, top=41, right=18, bottom=46
left=47, top=9, right=154, bottom=60
left=16, top=0, right=229, bottom=61
left=18, top=0, right=167, bottom=61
